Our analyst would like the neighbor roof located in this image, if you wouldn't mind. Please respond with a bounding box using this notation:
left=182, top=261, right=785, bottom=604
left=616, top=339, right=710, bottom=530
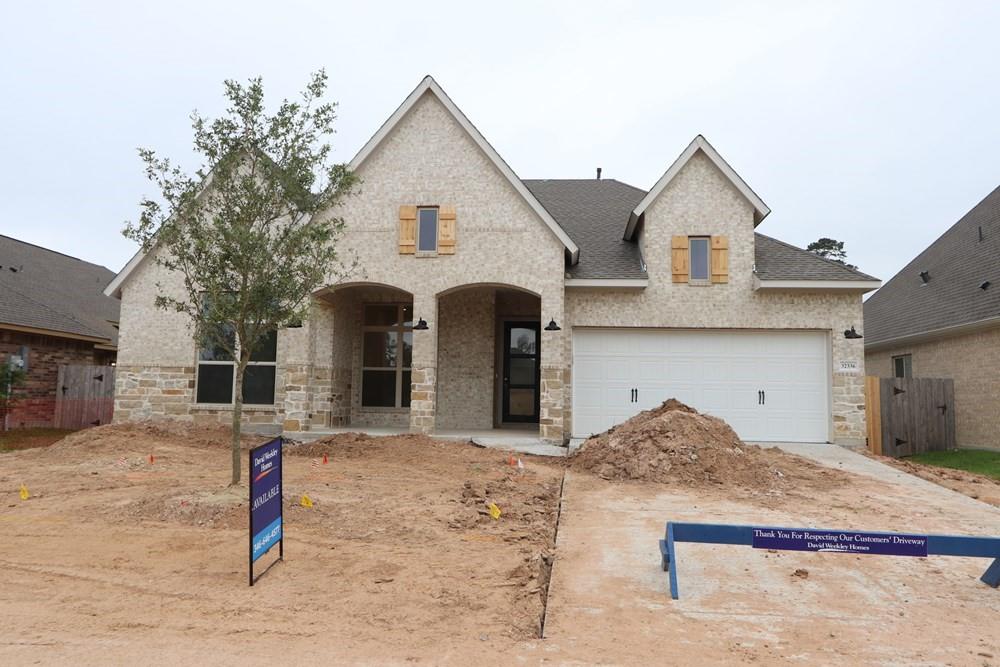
left=864, top=185, right=1000, bottom=347
left=753, top=234, right=879, bottom=282
left=523, top=179, right=648, bottom=280
left=0, top=235, right=119, bottom=345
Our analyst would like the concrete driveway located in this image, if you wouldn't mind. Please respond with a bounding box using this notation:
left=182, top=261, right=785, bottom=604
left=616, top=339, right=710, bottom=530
left=542, top=443, right=1000, bottom=665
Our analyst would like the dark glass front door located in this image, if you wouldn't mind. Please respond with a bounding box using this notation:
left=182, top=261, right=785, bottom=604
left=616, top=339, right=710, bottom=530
left=502, top=322, right=540, bottom=423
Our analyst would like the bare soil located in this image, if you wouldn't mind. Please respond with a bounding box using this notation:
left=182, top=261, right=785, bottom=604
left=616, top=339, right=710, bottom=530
left=875, top=454, right=1000, bottom=507
left=570, top=399, right=849, bottom=501
left=1, top=422, right=563, bottom=663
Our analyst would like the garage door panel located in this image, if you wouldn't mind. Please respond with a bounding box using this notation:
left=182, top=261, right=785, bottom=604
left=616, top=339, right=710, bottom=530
left=572, top=329, right=830, bottom=443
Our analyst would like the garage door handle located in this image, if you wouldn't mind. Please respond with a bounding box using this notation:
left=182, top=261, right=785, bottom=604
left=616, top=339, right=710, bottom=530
left=762, top=390, right=765, bottom=405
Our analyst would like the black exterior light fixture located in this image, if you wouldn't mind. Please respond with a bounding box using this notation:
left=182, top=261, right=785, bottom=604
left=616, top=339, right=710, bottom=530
left=844, top=326, right=863, bottom=339
left=544, top=318, right=561, bottom=331
left=413, top=317, right=429, bottom=330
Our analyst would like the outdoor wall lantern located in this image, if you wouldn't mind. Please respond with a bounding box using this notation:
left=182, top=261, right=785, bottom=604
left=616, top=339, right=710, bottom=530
left=413, top=317, right=429, bottom=330
left=844, top=326, right=863, bottom=339
left=544, top=318, right=561, bottom=331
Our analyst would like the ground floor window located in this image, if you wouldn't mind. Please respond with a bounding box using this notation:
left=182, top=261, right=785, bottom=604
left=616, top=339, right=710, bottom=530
left=361, top=303, right=413, bottom=408
left=196, top=329, right=277, bottom=405
left=892, top=353, right=912, bottom=378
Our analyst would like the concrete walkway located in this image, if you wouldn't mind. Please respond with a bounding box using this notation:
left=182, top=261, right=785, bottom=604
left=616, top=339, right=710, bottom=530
left=542, top=443, right=1000, bottom=665
left=283, top=426, right=568, bottom=457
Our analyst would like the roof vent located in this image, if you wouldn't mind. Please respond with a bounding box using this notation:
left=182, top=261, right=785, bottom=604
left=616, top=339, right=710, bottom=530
left=596, top=167, right=602, bottom=180
left=919, top=270, right=930, bottom=284
left=980, top=280, right=991, bottom=290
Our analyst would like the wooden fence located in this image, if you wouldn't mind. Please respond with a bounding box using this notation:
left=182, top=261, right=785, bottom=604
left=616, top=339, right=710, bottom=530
left=54, top=365, right=115, bottom=429
left=865, top=376, right=955, bottom=457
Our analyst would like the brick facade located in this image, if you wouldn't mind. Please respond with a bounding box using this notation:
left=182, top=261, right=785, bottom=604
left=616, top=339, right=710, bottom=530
left=111, top=88, right=870, bottom=446
left=865, top=325, right=1000, bottom=450
left=1, top=329, right=114, bottom=428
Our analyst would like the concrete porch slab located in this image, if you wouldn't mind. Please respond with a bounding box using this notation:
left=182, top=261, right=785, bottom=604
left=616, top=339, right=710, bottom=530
left=282, top=426, right=567, bottom=457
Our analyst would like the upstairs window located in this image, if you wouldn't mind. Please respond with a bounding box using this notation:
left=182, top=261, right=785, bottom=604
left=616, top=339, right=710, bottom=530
left=689, top=236, right=711, bottom=282
left=892, top=354, right=912, bottom=379
left=417, top=207, right=439, bottom=253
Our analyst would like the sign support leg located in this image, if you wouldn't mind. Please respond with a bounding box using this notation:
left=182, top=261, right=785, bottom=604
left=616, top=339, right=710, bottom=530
left=982, top=558, right=1000, bottom=588
left=666, top=522, right=679, bottom=600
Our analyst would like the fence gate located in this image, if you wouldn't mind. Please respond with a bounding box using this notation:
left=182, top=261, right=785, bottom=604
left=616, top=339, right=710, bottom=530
left=54, top=365, right=115, bottom=429
left=865, top=376, right=955, bottom=457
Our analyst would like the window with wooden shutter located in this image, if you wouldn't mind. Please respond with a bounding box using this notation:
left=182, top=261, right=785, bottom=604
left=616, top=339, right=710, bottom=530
left=398, top=205, right=416, bottom=254
left=438, top=205, right=456, bottom=255
left=671, top=236, right=689, bottom=283
left=710, top=235, right=729, bottom=283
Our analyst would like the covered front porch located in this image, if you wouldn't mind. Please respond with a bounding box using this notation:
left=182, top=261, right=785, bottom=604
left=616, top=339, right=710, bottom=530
left=308, top=282, right=565, bottom=442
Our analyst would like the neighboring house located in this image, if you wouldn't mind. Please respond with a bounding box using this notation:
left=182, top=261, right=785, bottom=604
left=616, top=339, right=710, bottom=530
left=104, top=76, right=880, bottom=445
left=865, top=186, right=1000, bottom=450
left=0, top=235, right=119, bottom=427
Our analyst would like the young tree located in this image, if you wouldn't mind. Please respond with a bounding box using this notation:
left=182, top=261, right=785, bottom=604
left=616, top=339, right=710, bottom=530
left=806, top=237, right=857, bottom=269
left=124, top=71, right=356, bottom=485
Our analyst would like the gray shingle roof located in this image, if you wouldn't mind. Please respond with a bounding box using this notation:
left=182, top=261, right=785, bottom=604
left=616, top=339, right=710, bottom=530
left=0, top=235, right=120, bottom=345
left=754, top=233, right=879, bottom=282
left=524, top=178, right=879, bottom=284
left=523, top=179, right=647, bottom=279
left=864, top=185, right=1000, bottom=346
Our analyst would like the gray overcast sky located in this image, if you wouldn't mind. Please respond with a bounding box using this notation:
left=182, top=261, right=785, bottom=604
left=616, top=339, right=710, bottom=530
left=2, top=1, right=999, bottom=284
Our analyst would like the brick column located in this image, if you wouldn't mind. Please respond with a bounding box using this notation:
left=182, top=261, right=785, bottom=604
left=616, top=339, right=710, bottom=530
left=409, top=293, right=438, bottom=434
left=539, top=293, right=566, bottom=443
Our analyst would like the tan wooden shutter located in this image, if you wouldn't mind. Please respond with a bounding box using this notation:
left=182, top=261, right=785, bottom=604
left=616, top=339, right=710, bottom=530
left=711, top=235, right=729, bottom=283
left=399, top=205, right=416, bottom=254
left=671, top=236, right=689, bottom=283
left=438, top=205, right=456, bottom=255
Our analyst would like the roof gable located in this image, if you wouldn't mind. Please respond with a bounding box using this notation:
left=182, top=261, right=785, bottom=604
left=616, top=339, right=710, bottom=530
left=624, top=135, right=770, bottom=240
left=350, top=76, right=579, bottom=262
left=864, top=185, right=1000, bottom=346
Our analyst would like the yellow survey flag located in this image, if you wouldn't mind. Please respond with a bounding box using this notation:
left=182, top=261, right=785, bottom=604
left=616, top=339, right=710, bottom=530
left=488, top=502, right=501, bottom=520
left=300, top=494, right=313, bottom=508
left=19, top=484, right=29, bottom=501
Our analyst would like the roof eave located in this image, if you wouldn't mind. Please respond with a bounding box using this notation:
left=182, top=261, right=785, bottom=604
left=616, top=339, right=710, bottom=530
left=565, top=278, right=648, bottom=289
left=864, top=315, right=1000, bottom=351
left=753, top=277, right=882, bottom=293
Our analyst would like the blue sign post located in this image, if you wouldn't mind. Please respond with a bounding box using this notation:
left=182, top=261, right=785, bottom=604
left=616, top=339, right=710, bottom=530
left=659, top=521, right=1000, bottom=600
left=249, top=437, right=283, bottom=586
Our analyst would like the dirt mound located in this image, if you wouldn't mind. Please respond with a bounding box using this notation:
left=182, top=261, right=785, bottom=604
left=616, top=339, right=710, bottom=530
left=283, top=431, right=441, bottom=458
left=50, top=420, right=266, bottom=454
left=571, top=399, right=843, bottom=493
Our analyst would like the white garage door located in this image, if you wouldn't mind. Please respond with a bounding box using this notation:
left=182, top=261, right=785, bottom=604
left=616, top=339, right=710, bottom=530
left=572, top=329, right=830, bottom=443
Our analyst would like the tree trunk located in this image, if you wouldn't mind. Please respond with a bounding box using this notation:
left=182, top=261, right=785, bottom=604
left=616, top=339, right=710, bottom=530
left=231, top=356, right=247, bottom=486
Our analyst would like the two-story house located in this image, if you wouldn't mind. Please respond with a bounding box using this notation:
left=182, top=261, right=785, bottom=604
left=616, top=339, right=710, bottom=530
left=104, top=76, right=880, bottom=446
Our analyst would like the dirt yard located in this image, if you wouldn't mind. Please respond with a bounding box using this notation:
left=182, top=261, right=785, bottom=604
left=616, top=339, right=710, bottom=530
left=1, top=423, right=563, bottom=664
left=2, top=414, right=999, bottom=665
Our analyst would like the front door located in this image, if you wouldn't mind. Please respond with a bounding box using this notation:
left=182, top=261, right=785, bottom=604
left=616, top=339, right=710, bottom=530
left=502, top=322, right=540, bottom=423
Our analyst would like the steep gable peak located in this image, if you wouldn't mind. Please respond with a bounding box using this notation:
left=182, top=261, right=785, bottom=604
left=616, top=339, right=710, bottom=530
left=624, top=135, right=770, bottom=240
left=349, top=76, right=579, bottom=262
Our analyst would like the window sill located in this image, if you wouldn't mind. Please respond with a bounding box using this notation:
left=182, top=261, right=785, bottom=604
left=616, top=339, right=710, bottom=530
left=357, top=407, right=410, bottom=413
left=414, top=251, right=439, bottom=258
left=191, top=403, right=278, bottom=412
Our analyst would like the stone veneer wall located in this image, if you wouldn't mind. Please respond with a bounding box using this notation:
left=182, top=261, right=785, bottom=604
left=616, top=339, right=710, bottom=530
left=866, top=325, right=1000, bottom=450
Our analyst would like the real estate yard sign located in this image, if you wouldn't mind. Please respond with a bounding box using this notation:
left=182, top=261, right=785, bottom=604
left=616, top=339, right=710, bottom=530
left=249, top=437, right=283, bottom=585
